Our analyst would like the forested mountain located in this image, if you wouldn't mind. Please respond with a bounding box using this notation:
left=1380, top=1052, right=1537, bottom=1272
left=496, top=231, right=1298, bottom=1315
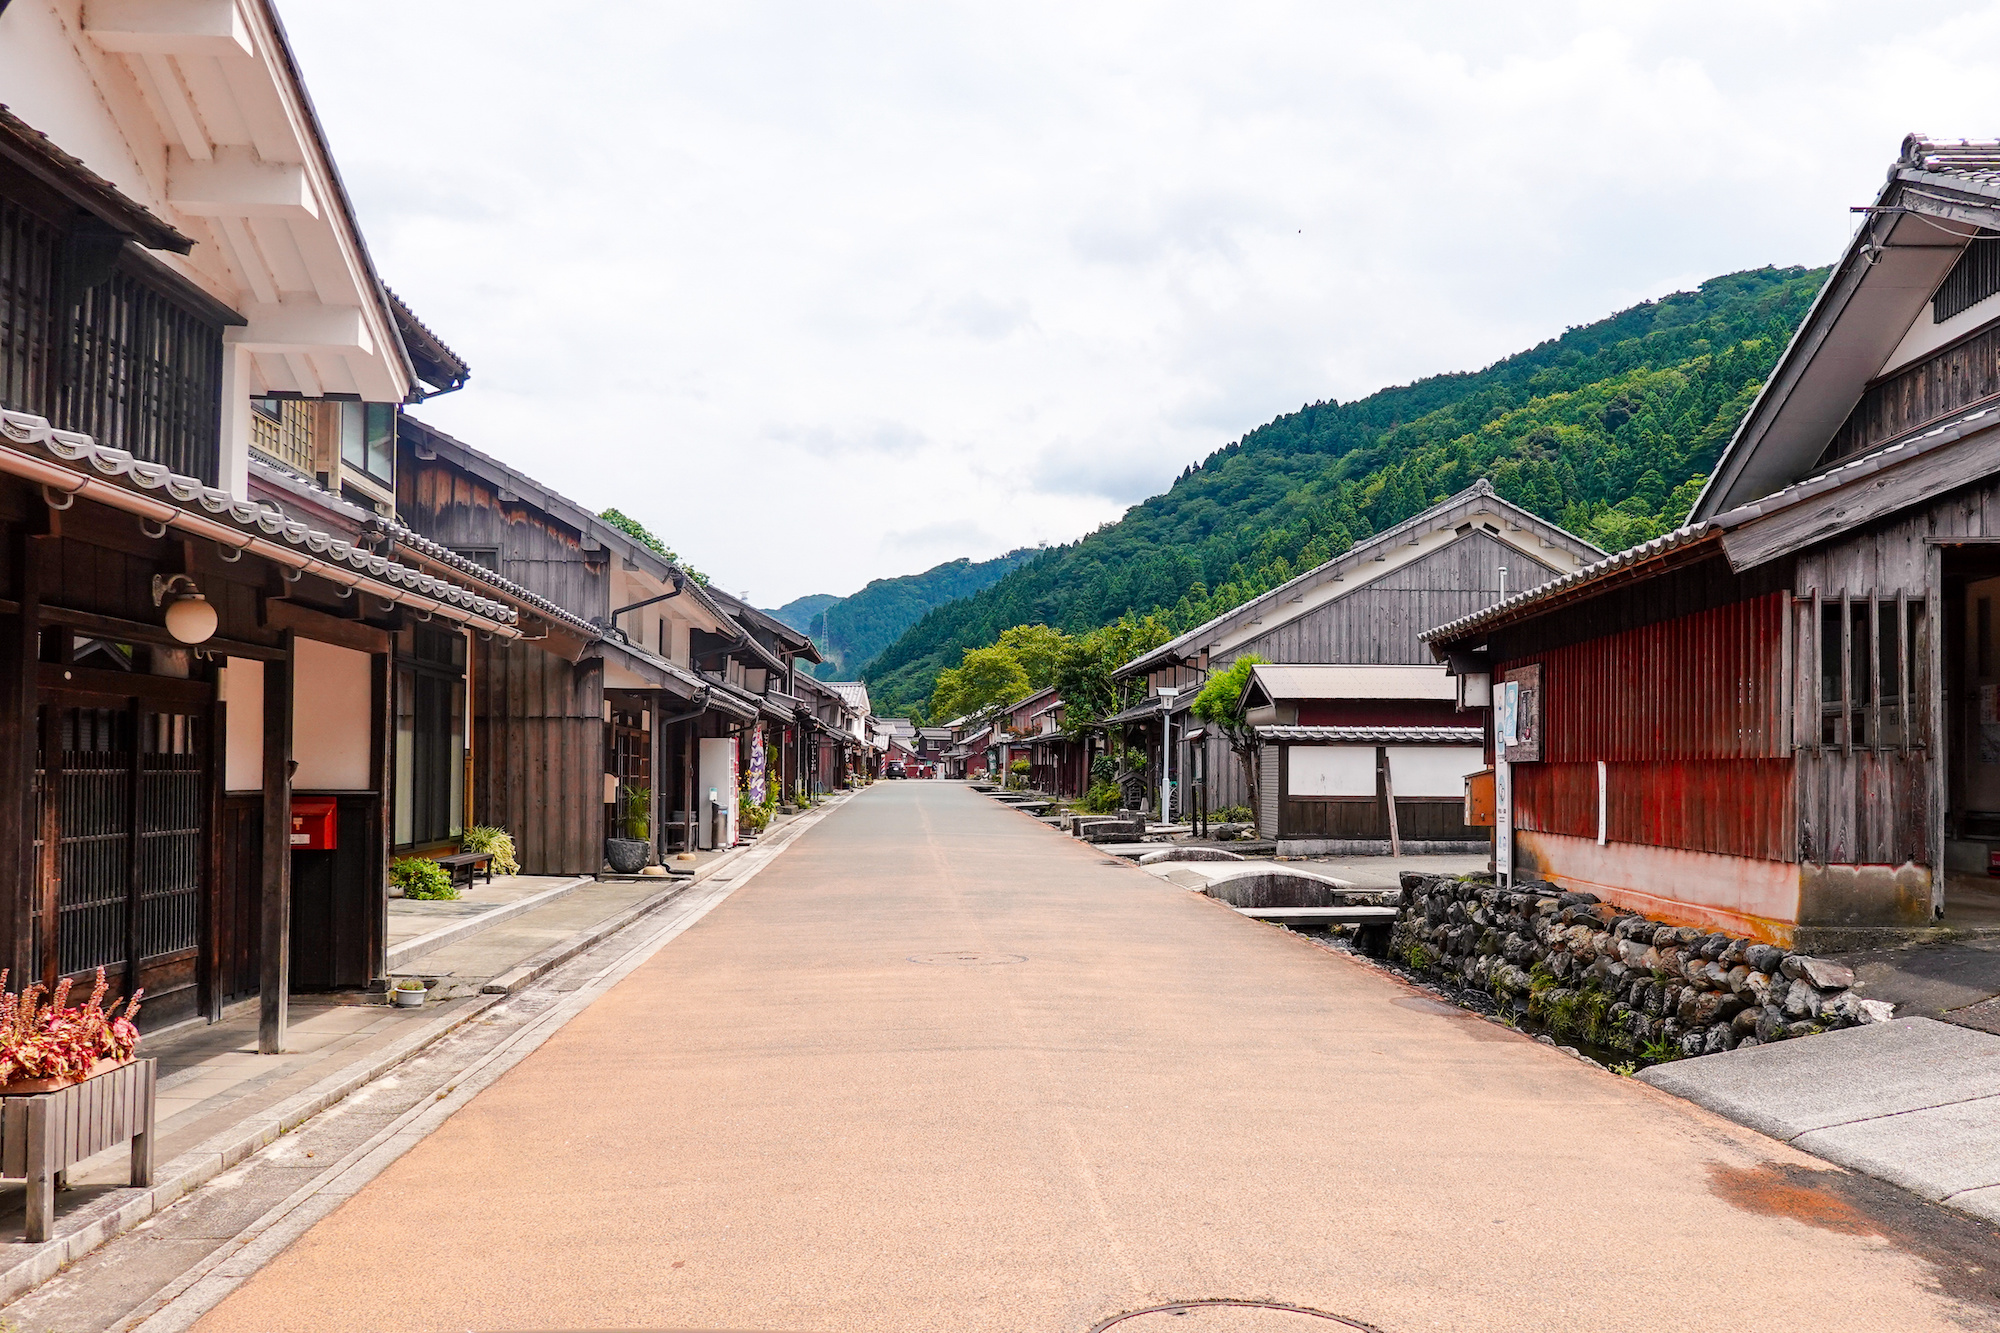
left=766, top=593, right=837, bottom=635
left=863, top=265, right=1829, bottom=717
left=763, top=549, right=1037, bottom=680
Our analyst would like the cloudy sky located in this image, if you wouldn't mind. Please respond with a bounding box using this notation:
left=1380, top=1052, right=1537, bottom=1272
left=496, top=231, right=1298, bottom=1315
left=284, top=1, right=2000, bottom=606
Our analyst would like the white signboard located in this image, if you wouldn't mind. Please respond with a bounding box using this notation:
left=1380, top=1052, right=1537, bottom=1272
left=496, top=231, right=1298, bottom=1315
left=1497, top=680, right=1519, bottom=748
left=1494, top=759, right=1513, bottom=884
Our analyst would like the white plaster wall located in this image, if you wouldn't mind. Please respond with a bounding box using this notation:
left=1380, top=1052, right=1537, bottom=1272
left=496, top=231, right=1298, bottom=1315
left=0, top=3, right=235, bottom=305
left=221, top=657, right=263, bottom=793
left=291, top=638, right=371, bottom=790
left=1287, top=745, right=1375, bottom=796
left=1383, top=745, right=1486, bottom=798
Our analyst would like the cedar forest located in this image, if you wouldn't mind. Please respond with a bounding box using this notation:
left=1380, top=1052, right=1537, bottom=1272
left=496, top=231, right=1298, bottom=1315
left=861, top=264, right=1830, bottom=726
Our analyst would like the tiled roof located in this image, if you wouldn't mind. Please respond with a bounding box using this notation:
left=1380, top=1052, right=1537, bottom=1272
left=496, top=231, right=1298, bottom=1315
left=1898, top=136, right=2000, bottom=188
left=1, top=409, right=516, bottom=625
left=0, top=104, right=192, bottom=253
left=1254, top=725, right=1485, bottom=743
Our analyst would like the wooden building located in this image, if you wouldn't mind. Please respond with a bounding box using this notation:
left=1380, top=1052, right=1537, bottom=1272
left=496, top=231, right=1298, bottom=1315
left=1234, top=664, right=1486, bottom=854
left=1113, top=482, right=1602, bottom=821
left=393, top=418, right=789, bottom=868
left=0, top=8, right=522, bottom=1054
left=1425, top=136, right=2000, bottom=948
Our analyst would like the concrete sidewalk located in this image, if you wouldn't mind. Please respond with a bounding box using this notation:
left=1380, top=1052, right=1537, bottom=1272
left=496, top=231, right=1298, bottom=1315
left=1640, top=1017, right=2000, bottom=1223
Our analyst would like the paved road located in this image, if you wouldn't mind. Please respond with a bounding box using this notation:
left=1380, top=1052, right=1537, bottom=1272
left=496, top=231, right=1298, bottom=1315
left=197, top=783, right=2000, bottom=1333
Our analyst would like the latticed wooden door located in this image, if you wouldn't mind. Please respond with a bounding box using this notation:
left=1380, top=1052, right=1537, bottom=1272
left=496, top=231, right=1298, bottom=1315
left=32, top=695, right=207, bottom=1001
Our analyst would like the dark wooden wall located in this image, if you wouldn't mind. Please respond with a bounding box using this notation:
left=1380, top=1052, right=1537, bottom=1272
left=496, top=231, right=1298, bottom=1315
left=473, top=639, right=603, bottom=876
left=1824, top=322, right=2000, bottom=466
left=402, top=454, right=610, bottom=876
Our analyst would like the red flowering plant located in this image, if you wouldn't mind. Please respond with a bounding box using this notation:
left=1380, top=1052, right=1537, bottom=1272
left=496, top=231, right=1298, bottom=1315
left=0, top=968, right=142, bottom=1089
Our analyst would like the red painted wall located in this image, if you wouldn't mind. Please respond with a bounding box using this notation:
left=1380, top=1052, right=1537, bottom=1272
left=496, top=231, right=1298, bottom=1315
left=1500, top=592, right=1795, bottom=863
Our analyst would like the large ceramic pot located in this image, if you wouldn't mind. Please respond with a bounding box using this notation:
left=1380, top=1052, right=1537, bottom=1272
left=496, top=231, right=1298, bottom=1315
left=605, top=837, right=650, bottom=874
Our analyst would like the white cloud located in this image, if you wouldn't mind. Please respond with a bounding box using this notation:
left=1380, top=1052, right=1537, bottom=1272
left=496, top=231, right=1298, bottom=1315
left=280, top=0, right=2000, bottom=603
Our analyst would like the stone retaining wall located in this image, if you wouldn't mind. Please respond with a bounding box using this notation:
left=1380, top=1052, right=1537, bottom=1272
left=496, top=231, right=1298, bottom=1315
left=1390, top=874, right=1893, bottom=1060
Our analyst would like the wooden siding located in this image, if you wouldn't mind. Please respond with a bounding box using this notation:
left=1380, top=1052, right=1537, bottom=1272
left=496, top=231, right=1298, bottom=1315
left=397, top=457, right=608, bottom=619
left=1501, top=593, right=1796, bottom=863
left=471, top=638, right=603, bottom=876
left=1220, top=532, right=1562, bottom=668
left=1825, top=322, right=2000, bottom=466
left=1791, top=507, right=1937, bottom=870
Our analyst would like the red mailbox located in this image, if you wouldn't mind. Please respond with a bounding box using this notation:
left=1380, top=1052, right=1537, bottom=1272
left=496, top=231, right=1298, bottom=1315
left=290, top=797, right=338, bottom=851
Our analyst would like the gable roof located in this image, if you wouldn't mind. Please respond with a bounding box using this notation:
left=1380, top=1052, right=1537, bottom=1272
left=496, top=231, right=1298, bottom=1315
left=1694, top=136, right=2000, bottom=520
left=1115, top=480, right=1602, bottom=679
left=1240, top=664, right=1454, bottom=710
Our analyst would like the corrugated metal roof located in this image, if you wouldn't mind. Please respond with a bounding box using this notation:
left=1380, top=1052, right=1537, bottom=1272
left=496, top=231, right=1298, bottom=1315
left=826, top=681, right=873, bottom=714
left=1247, top=663, right=1455, bottom=702
left=1255, top=725, right=1484, bottom=743
left=1418, top=523, right=1719, bottom=647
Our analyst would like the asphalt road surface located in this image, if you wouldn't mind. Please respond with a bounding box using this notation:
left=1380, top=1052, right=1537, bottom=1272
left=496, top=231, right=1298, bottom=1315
left=195, top=782, right=2000, bottom=1333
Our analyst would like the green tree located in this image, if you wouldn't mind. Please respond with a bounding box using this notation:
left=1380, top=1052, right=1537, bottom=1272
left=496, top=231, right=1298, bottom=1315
left=1052, top=614, right=1174, bottom=729
left=1191, top=654, right=1267, bottom=814
left=996, top=624, right=1069, bottom=689
left=928, top=645, right=1030, bottom=721
left=598, top=508, right=706, bottom=584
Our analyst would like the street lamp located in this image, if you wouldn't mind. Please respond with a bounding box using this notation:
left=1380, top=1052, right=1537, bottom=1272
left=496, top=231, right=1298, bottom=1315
left=1156, top=686, right=1180, bottom=821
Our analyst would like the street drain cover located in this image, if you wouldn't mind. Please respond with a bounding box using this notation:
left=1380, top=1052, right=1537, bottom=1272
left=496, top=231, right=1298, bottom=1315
left=907, top=951, right=1026, bottom=965
left=1089, top=1301, right=1385, bottom=1333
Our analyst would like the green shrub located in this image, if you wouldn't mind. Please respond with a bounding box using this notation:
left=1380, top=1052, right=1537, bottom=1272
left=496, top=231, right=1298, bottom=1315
left=1090, top=755, right=1118, bottom=786
left=392, top=856, right=456, bottom=901
left=1079, top=781, right=1123, bottom=814
left=1213, top=805, right=1254, bottom=823
left=460, top=826, right=519, bottom=877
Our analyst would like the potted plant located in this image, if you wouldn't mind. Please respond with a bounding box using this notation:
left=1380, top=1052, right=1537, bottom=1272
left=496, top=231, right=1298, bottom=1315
left=391, top=856, right=456, bottom=901
left=0, top=968, right=157, bottom=1242
left=0, top=967, right=143, bottom=1092
left=606, top=784, right=651, bottom=874
left=391, top=977, right=428, bottom=1008
left=460, top=825, right=519, bottom=877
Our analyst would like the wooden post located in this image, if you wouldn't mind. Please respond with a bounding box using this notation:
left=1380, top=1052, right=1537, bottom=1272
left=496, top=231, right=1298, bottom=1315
left=1380, top=746, right=1402, bottom=858
left=259, top=634, right=293, bottom=1054
left=369, top=648, right=392, bottom=988
left=0, top=529, right=41, bottom=988
left=203, top=696, right=225, bottom=1021
left=23, top=1096, right=52, bottom=1242
left=38, top=704, right=61, bottom=991
left=682, top=720, right=696, bottom=854
left=125, top=699, right=145, bottom=1002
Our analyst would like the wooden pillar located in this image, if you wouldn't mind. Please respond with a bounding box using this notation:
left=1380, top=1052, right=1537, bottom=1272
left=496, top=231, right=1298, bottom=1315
left=259, top=633, right=293, bottom=1054
left=0, top=529, right=42, bottom=988
left=369, top=648, right=392, bottom=988
left=649, top=702, right=664, bottom=862
left=682, top=719, right=696, bottom=854
left=202, top=694, right=225, bottom=1021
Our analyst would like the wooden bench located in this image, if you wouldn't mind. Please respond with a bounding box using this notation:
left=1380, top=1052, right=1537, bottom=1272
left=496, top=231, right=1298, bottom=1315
left=436, top=851, right=494, bottom=892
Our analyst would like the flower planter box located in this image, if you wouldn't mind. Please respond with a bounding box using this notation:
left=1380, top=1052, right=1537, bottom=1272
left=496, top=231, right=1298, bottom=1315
left=0, top=1057, right=155, bottom=1241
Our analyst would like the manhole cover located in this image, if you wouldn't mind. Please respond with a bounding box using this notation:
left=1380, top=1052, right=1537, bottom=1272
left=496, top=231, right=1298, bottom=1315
left=906, top=952, right=1027, bottom=965
left=1090, top=1302, right=1383, bottom=1333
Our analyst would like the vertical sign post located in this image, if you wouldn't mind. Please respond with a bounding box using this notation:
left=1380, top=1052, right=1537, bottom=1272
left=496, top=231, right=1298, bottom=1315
left=1494, top=679, right=1518, bottom=885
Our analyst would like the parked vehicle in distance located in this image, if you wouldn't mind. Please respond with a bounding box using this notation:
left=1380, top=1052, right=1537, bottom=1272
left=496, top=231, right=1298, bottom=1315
left=885, top=762, right=906, bottom=779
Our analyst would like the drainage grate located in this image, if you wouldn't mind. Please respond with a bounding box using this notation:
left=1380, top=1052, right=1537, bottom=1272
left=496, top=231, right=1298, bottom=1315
left=907, top=952, right=1027, bottom=966
left=1089, top=1301, right=1386, bottom=1333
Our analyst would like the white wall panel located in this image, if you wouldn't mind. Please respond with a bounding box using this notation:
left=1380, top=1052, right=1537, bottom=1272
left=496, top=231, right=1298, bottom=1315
left=1287, top=745, right=1375, bottom=797
left=1384, top=745, right=1485, bottom=798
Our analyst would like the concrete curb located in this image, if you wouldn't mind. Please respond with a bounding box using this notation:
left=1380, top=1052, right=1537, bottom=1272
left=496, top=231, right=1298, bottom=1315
left=0, top=792, right=846, bottom=1310
left=385, top=875, right=593, bottom=971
